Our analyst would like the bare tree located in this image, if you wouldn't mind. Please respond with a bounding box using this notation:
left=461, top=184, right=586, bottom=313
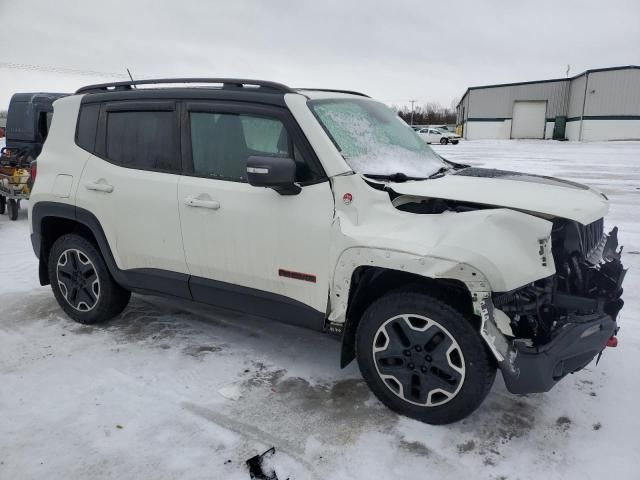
left=396, top=99, right=458, bottom=126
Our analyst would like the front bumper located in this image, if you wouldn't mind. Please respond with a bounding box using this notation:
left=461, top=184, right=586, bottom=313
left=501, top=312, right=617, bottom=394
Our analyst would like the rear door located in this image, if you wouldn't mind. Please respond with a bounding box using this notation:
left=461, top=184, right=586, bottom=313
left=177, top=101, right=334, bottom=324
left=75, top=100, right=189, bottom=294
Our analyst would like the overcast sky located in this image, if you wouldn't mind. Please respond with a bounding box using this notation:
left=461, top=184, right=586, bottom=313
left=1, top=0, right=639, bottom=110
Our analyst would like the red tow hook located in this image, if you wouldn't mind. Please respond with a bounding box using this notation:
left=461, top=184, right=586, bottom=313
left=606, top=336, right=618, bottom=348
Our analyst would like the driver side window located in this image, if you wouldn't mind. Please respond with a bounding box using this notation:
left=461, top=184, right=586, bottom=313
left=189, top=112, right=314, bottom=182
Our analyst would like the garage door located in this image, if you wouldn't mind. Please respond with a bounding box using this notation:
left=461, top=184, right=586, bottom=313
left=511, top=101, right=546, bottom=139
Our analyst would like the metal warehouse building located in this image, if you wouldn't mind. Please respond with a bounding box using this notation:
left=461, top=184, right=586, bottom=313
left=456, top=65, right=640, bottom=141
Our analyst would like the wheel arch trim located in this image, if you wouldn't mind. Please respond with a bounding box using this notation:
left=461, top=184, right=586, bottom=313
left=31, top=201, right=126, bottom=288
left=332, top=247, right=509, bottom=367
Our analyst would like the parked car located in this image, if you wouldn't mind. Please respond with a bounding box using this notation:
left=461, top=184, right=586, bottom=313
left=30, top=78, right=625, bottom=425
left=417, top=127, right=461, bottom=144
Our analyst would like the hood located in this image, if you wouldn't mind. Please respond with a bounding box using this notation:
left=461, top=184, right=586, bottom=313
left=387, top=167, right=608, bottom=224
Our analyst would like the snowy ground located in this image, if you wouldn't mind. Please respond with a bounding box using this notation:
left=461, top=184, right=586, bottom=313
left=1, top=140, right=639, bottom=480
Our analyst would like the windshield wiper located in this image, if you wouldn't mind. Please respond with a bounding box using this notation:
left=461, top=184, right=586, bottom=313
left=427, top=166, right=451, bottom=179
left=363, top=172, right=426, bottom=182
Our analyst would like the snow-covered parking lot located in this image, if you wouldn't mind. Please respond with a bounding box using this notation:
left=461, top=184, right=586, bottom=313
left=1, top=140, right=639, bottom=480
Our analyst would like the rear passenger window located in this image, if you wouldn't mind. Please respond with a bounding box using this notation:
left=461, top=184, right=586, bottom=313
left=105, top=110, right=178, bottom=171
left=76, top=104, right=100, bottom=152
left=190, top=112, right=311, bottom=182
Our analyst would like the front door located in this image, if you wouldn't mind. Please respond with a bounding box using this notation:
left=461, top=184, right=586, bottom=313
left=427, top=129, right=441, bottom=143
left=177, top=101, right=334, bottom=325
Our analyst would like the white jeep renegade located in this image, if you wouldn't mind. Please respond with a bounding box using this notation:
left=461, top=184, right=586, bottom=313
left=29, top=78, right=625, bottom=424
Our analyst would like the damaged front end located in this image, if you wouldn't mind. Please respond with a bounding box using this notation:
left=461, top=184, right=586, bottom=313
left=493, top=218, right=626, bottom=394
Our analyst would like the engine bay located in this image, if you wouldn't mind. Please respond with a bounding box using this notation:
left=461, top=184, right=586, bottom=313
left=493, top=218, right=625, bottom=346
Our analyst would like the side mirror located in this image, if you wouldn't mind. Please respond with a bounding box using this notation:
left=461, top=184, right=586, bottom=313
left=246, top=156, right=301, bottom=195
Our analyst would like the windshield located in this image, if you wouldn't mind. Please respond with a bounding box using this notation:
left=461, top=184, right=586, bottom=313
left=308, top=98, right=447, bottom=178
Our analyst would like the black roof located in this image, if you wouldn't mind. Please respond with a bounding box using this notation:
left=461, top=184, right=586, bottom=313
left=75, top=78, right=369, bottom=104
left=76, top=78, right=294, bottom=94
left=80, top=87, right=290, bottom=107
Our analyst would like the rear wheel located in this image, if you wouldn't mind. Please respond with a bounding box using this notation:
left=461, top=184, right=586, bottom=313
left=7, top=199, right=18, bottom=221
left=48, top=234, right=130, bottom=324
left=440, top=137, right=449, bottom=145
left=451, top=140, right=459, bottom=145
left=0, top=195, right=5, bottom=214
left=356, top=291, right=496, bottom=424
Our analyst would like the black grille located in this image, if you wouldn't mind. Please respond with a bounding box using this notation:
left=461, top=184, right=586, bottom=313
left=581, top=218, right=604, bottom=254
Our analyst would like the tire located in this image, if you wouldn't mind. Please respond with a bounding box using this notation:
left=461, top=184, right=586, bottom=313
left=7, top=199, right=18, bottom=221
left=48, top=234, right=131, bottom=324
left=452, top=140, right=459, bottom=145
left=440, top=137, right=449, bottom=145
left=0, top=195, right=5, bottom=215
left=356, top=291, right=496, bottom=425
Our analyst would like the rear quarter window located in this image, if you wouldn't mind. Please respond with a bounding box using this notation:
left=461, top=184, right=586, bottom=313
left=76, top=104, right=101, bottom=153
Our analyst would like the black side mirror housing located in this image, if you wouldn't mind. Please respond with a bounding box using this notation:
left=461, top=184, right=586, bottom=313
left=246, top=156, right=301, bottom=195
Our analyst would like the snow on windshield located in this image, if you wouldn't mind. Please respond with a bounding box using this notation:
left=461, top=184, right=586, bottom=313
left=309, top=98, right=446, bottom=178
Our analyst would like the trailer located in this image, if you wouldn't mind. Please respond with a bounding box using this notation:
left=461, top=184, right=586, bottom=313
left=0, top=92, right=68, bottom=220
left=0, top=146, right=32, bottom=220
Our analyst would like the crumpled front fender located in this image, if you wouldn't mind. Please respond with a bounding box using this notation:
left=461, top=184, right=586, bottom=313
left=423, top=208, right=555, bottom=291
left=330, top=207, right=555, bottom=319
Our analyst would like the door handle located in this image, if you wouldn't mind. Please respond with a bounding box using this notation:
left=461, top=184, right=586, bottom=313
left=184, top=197, right=220, bottom=210
left=85, top=182, right=114, bottom=193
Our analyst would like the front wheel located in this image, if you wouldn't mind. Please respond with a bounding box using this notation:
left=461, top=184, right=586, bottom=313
left=356, top=291, right=496, bottom=424
left=0, top=195, right=5, bottom=214
left=48, top=234, right=131, bottom=324
left=440, top=137, right=449, bottom=145
left=451, top=140, right=459, bottom=145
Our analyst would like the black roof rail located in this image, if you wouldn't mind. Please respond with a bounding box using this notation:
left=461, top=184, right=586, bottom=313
left=76, top=78, right=295, bottom=94
left=296, top=88, right=370, bottom=98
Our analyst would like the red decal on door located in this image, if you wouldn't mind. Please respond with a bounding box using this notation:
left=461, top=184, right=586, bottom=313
left=278, top=269, right=317, bottom=283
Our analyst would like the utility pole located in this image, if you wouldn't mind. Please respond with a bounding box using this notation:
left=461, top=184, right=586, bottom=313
left=409, top=99, right=417, bottom=125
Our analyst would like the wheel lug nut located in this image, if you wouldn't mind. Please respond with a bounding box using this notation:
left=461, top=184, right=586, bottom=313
left=403, top=350, right=411, bottom=356
left=425, top=355, right=432, bottom=362
left=407, top=363, right=415, bottom=369
left=420, top=366, right=428, bottom=373
left=415, top=345, right=422, bottom=352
